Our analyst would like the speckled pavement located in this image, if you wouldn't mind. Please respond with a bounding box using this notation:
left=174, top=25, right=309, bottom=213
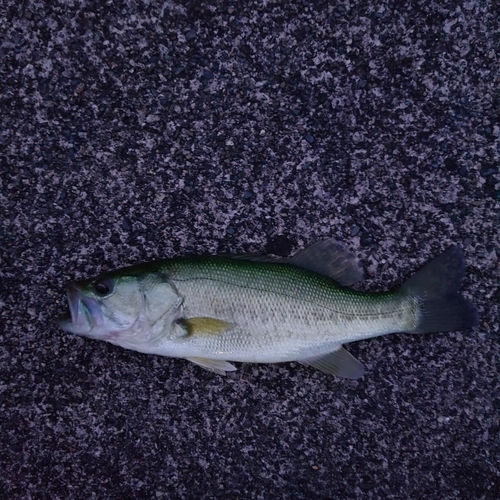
left=1, top=0, right=499, bottom=498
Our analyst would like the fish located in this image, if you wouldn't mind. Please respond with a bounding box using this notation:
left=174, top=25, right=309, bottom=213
left=57, top=240, right=478, bottom=377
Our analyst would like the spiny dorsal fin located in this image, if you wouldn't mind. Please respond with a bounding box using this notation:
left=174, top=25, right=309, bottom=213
left=289, top=239, right=364, bottom=286
left=298, top=347, right=365, bottom=378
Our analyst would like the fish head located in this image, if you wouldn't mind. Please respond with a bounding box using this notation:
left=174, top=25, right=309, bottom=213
left=57, top=274, right=138, bottom=338
left=57, top=269, right=183, bottom=349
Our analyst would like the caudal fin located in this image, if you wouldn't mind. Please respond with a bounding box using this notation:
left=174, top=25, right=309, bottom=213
left=401, top=246, right=479, bottom=334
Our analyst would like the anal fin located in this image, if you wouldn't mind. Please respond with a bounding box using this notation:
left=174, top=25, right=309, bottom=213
left=186, top=357, right=237, bottom=376
left=298, top=347, right=365, bottom=379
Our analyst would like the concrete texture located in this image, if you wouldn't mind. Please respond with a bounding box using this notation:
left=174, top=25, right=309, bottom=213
left=1, top=0, right=499, bottom=498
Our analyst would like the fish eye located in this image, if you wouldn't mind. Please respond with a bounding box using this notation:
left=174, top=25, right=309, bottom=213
left=94, top=279, right=113, bottom=296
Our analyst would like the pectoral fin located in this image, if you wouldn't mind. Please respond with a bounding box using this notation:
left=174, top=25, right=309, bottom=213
left=186, top=357, right=237, bottom=375
left=176, top=317, right=234, bottom=337
left=298, top=347, right=365, bottom=378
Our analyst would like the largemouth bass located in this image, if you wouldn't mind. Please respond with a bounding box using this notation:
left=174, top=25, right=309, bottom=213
left=57, top=240, right=478, bottom=377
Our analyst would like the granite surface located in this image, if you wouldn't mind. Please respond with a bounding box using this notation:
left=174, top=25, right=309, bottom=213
left=1, top=0, right=499, bottom=498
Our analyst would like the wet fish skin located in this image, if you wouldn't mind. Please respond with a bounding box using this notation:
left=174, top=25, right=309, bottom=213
left=57, top=240, right=478, bottom=377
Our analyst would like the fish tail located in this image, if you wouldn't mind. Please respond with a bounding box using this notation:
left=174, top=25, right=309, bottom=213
left=401, top=246, right=479, bottom=334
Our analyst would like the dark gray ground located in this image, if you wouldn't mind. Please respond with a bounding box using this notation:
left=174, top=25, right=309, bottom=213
left=1, top=0, right=499, bottom=498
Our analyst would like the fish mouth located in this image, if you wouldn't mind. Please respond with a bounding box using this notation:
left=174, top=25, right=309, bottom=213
left=57, top=284, right=104, bottom=336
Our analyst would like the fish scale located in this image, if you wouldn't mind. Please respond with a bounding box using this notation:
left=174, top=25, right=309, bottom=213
left=166, top=258, right=415, bottom=359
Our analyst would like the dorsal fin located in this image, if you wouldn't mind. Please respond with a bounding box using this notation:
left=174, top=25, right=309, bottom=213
left=289, top=239, right=363, bottom=286
left=231, top=239, right=363, bottom=286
